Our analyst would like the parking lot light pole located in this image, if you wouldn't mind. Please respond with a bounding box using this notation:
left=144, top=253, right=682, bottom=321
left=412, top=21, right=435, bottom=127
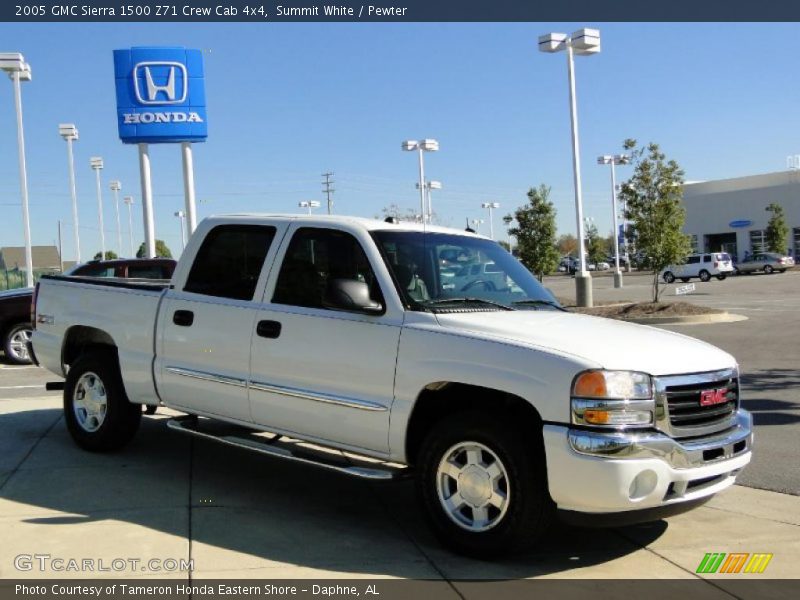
left=298, top=200, right=321, bottom=215
left=123, top=196, right=135, bottom=257
left=0, top=53, right=34, bottom=288
left=174, top=210, right=186, bottom=250
left=598, top=154, right=630, bottom=288
left=109, top=180, right=123, bottom=258
left=402, top=139, right=439, bottom=223
left=59, top=124, right=81, bottom=264
left=90, top=157, right=105, bottom=259
left=481, top=202, right=500, bottom=239
left=471, top=218, right=485, bottom=235
left=502, top=214, right=514, bottom=252
left=539, top=28, right=601, bottom=307
left=416, top=180, right=442, bottom=223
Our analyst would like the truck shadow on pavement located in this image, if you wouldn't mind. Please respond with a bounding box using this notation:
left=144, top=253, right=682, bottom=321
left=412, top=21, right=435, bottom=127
left=740, top=369, right=800, bottom=426
left=0, top=408, right=668, bottom=578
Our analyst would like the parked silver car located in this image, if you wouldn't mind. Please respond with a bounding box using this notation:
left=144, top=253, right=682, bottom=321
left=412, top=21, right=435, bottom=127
left=735, top=252, right=795, bottom=275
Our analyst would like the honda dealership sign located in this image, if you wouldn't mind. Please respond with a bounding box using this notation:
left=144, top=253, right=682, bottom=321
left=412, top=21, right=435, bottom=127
left=113, top=46, right=207, bottom=143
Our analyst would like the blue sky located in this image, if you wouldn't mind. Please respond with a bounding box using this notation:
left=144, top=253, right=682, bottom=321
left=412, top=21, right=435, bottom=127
left=1, top=22, right=799, bottom=260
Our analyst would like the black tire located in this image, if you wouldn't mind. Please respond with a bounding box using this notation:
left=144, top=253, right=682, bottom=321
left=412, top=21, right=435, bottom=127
left=3, top=322, right=33, bottom=365
left=416, top=411, right=553, bottom=558
left=764, top=265, right=774, bottom=274
left=680, top=277, right=690, bottom=283
left=64, top=351, right=141, bottom=452
left=716, top=274, right=727, bottom=281
left=144, top=405, right=158, bottom=415
left=699, top=270, right=711, bottom=282
left=662, top=272, right=675, bottom=284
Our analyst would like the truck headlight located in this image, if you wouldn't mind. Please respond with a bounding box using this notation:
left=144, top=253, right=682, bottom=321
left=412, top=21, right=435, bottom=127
left=571, top=370, right=654, bottom=428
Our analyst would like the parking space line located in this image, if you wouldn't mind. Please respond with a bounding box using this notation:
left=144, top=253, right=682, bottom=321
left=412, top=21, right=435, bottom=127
left=0, top=385, right=46, bottom=390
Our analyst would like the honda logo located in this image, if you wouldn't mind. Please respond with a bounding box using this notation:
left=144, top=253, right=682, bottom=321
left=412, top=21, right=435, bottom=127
left=699, top=388, right=729, bottom=407
left=133, top=61, right=187, bottom=105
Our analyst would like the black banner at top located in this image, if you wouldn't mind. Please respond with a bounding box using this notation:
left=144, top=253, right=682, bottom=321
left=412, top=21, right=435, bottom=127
left=3, top=0, right=800, bottom=22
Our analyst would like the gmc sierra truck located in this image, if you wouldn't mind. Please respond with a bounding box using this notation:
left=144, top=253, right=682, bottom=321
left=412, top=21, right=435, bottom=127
left=31, top=215, right=752, bottom=557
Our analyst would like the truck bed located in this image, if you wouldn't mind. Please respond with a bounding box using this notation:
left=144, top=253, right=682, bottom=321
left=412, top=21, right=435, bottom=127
left=33, top=274, right=169, bottom=405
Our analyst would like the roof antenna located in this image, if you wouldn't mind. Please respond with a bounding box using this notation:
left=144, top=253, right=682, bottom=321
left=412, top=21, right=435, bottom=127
left=464, top=217, right=476, bottom=233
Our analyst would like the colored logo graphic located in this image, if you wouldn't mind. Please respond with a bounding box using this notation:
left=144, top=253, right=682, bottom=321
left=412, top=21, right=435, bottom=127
left=699, top=388, right=729, bottom=407
left=696, top=552, right=773, bottom=574
left=113, top=46, right=207, bottom=144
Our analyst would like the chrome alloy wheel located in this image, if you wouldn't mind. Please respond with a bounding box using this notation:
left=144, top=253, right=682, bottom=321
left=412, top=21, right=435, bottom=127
left=73, top=372, right=108, bottom=433
left=8, top=327, right=32, bottom=362
left=436, top=441, right=510, bottom=532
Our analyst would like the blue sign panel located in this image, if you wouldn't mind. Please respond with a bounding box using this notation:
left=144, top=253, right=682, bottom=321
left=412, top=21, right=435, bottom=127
left=729, top=220, right=753, bottom=228
left=113, top=47, right=207, bottom=144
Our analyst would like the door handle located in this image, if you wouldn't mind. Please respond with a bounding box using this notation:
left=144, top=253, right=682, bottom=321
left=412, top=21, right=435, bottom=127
left=173, top=310, right=194, bottom=327
left=256, top=320, right=281, bottom=339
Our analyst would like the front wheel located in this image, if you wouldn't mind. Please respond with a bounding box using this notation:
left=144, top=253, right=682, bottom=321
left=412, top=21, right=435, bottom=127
left=416, top=411, right=553, bottom=557
left=663, top=272, right=675, bottom=283
left=764, top=265, right=774, bottom=274
left=4, top=323, right=33, bottom=365
left=699, top=270, right=711, bottom=282
left=64, top=352, right=141, bottom=452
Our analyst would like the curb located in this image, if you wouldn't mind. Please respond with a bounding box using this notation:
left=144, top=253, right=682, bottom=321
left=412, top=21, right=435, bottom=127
left=626, top=312, right=748, bottom=325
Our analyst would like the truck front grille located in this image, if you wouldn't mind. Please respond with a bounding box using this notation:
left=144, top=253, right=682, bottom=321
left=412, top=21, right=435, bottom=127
left=655, top=369, right=739, bottom=438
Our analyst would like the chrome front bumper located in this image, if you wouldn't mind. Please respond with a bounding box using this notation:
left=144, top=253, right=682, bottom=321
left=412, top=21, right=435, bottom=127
left=567, top=409, right=752, bottom=469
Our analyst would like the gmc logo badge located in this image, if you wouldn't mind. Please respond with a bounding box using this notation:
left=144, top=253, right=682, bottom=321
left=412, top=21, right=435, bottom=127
left=700, top=388, right=729, bottom=406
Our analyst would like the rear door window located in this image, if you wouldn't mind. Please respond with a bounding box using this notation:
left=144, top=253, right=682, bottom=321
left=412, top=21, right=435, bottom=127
left=184, top=225, right=276, bottom=301
left=686, top=256, right=701, bottom=264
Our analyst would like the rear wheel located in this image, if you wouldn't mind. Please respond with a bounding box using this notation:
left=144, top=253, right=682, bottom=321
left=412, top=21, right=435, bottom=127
left=663, top=272, right=675, bottom=283
left=764, top=265, right=774, bottom=274
left=699, top=270, right=711, bottom=282
left=416, top=411, right=553, bottom=558
left=3, top=323, right=33, bottom=365
left=64, top=352, right=141, bottom=452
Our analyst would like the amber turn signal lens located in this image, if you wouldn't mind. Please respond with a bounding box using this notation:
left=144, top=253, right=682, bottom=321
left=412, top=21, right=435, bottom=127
left=583, top=409, right=610, bottom=424
left=573, top=371, right=607, bottom=398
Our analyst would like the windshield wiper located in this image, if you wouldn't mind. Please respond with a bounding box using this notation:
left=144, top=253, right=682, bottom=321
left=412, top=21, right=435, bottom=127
left=511, top=299, right=565, bottom=311
left=424, top=297, right=514, bottom=311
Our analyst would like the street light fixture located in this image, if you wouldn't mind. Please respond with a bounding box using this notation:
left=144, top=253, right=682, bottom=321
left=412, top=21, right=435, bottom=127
left=89, top=157, right=106, bottom=259
left=298, top=200, right=321, bottom=215
left=597, top=154, right=630, bottom=288
left=402, top=139, right=439, bottom=223
left=58, top=124, right=81, bottom=264
left=109, top=180, right=123, bottom=258
left=123, top=196, right=135, bottom=257
left=481, top=202, right=500, bottom=240
left=0, top=53, right=33, bottom=287
left=174, top=210, right=186, bottom=250
left=539, top=27, right=601, bottom=307
left=470, top=218, right=485, bottom=235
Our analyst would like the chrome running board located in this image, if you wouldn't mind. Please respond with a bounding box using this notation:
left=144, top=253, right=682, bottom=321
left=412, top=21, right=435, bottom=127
left=167, top=415, right=407, bottom=481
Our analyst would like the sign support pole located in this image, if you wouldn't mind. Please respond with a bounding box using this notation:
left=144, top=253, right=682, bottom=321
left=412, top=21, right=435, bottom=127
left=138, top=143, right=156, bottom=259
left=181, top=142, right=197, bottom=235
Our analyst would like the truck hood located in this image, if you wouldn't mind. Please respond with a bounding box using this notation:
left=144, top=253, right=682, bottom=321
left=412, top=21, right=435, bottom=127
left=434, top=310, right=735, bottom=376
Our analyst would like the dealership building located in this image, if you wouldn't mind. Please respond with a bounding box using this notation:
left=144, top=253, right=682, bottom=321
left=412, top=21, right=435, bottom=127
left=681, top=170, right=800, bottom=261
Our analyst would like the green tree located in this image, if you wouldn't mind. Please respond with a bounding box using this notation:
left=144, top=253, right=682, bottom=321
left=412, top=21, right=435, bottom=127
left=764, top=203, right=789, bottom=254
left=585, top=224, right=606, bottom=265
left=618, top=140, right=691, bottom=302
left=556, top=233, right=578, bottom=257
left=136, top=240, right=173, bottom=258
left=93, top=250, right=118, bottom=260
left=508, top=184, right=560, bottom=281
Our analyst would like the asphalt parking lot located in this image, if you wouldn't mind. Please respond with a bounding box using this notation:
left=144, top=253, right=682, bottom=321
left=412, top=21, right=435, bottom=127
left=0, top=272, right=798, bottom=583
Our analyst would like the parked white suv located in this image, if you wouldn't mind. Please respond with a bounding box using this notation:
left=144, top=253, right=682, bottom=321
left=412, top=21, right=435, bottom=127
left=661, top=253, right=735, bottom=283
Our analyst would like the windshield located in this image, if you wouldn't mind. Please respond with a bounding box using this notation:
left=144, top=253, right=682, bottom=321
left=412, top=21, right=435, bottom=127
left=371, top=231, right=560, bottom=311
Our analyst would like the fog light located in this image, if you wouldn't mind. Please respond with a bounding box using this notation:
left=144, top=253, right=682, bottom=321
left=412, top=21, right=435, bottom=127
left=629, top=470, right=658, bottom=500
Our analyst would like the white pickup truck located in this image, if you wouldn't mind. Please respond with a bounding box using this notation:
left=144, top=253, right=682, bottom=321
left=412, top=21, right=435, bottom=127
left=31, top=215, right=752, bottom=557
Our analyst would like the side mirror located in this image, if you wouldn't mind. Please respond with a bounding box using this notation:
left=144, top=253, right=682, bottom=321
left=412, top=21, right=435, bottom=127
left=323, top=279, right=383, bottom=314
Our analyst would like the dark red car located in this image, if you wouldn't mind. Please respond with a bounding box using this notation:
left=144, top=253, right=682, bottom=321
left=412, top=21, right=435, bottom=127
left=0, top=258, right=175, bottom=364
